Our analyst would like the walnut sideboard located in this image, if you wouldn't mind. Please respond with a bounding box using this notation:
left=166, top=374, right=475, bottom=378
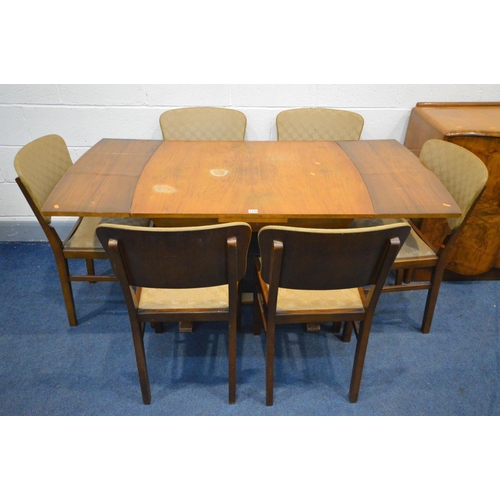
left=404, top=102, right=500, bottom=279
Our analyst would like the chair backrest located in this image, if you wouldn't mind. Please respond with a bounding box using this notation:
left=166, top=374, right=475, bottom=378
left=276, top=107, right=364, bottom=141
left=96, top=222, right=252, bottom=289
left=258, top=223, right=410, bottom=291
left=420, top=139, right=488, bottom=231
left=14, top=134, right=73, bottom=224
left=159, top=107, right=247, bottom=141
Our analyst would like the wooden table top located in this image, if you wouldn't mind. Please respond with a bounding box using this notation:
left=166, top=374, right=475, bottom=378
left=42, top=139, right=461, bottom=223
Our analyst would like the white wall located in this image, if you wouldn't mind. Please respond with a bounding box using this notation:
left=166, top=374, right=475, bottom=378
left=1, top=84, right=500, bottom=240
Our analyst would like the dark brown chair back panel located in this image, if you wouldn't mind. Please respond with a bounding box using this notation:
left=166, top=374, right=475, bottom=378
left=258, top=224, right=411, bottom=290
left=97, top=222, right=252, bottom=289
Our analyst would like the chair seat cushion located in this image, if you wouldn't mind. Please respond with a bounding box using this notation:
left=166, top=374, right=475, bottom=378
left=397, top=227, right=436, bottom=260
left=65, top=217, right=150, bottom=250
left=138, top=285, right=228, bottom=312
left=349, top=218, right=436, bottom=260
left=270, top=286, right=364, bottom=314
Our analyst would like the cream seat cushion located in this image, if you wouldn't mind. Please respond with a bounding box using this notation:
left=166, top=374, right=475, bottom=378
left=349, top=218, right=436, bottom=260
left=397, top=227, right=436, bottom=259
left=262, top=284, right=364, bottom=314
left=138, top=285, right=229, bottom=312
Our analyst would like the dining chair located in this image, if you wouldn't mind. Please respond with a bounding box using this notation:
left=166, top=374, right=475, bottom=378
left=159, top=107, right=247, bottom=141
left=14, top=134, right=151, bottom=327
left=159, top=106, right=247, bottom=333
left=276, top=107, right=364, bottom=141
left=350, top=139, right=489, bottom=333
left=253, top=222, right=411, bottom=405
left=96, top=222, right=252, bottom=405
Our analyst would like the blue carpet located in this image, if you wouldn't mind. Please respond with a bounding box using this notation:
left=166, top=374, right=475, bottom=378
left=1, top=241, right=499, bottom=416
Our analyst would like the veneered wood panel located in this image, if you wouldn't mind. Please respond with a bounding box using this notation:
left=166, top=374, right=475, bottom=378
left=42, top=139, right=460, bottom=226
left=339, top=140, right=461, bottom=218
left=131, top=141, right=374, bottom=220
left=44, top=139, right=162, bottom=217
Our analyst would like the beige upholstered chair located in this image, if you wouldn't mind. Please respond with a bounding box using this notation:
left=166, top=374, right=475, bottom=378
left=350, top=139, right=489, bottom=333
left=276, top=107, right=364, bottom=141
left=159, top=107, right=247, bottom=141
left=159, top=106, right=247, bottom=333
left=14, top=134, right=151, bottom=327
left=96, top=222, right=252, bottom=405
left=253, top=222, right=411, bottom=405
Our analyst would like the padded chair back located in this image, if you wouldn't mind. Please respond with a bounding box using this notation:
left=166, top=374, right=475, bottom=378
left=14, top=134, right=73, bottom=223
left=420, top=139, right=488, bottom=231
left=258, top=223, right=411, bottom=291
left=159, top=107, right=247, bottom=141
left=96, top=222, right=252, bottom=289
left=276, top=107, right=364, bottom=141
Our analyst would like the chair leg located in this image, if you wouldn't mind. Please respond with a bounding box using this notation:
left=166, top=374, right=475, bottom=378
left=228, top=319, right=237, bottom=404
left=86, top=258, right=97, bottom=283
left=340, top=322, right=353, bottom=343
left=421, top=267, right=444, bottom=334
left=403, top=269, right=414, bottom=284
left=395, top=269, right=404, bottom=285
left=348, top=320, right=372, bottom=403
left=55, top=256, right=78, bottom=327
left=152, top=322, right=164, bottom=334
left=237, top=295, right=242, bottom=333
left=266, top=321, right=276, bottom=406
left=131, top=322, right=151, bottom=405
left=253, top=293, right=261, bottom=336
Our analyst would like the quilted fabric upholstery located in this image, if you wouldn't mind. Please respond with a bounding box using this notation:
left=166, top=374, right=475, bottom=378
left=349, top=218, right=436, bottom=259
left=420, top=139, right=489, bottom=230
left=159, top=107, right=247, bottom=141
left=276, top=107, right=364, bottom=141
left=66, top=217, right=151, bottom=249
left=14, top=134, right=73, bottom=223
left=350, top=140, right=488, bottom=259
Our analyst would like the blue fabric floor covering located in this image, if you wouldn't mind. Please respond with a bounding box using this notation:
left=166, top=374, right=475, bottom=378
left=1, top=241, right=499, bottom=416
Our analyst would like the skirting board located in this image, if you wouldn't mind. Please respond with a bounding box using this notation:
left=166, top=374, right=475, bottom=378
left=0, top=220, right=75, bottom=242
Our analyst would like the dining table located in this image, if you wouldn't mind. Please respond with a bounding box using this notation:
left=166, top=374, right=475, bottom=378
left=42, top=138, right=461, bottom=332
left=42, top=138, right=461, bottom=228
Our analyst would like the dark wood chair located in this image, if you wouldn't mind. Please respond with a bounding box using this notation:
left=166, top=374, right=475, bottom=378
left=14, top=134, right=151, bottom=326
left=350, top=139, right=489, bottom=333
left=276, top=106, right=364, bottom=334
left=276, top=107, right=364, bottom=141
left=253, top=222, right=410, bottom=405
left=96, top=222, right=252, bottom=405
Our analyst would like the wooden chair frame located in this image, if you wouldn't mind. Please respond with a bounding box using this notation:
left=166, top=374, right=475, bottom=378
left=349, top=139, right=489, bottom=333
left=382, top=187, right=486, bottom=333
left=253, top=223, right=410, bottom=405
left=97, top=222, right=252, bottom=405
left=16, top=176, right=117, bottom=327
